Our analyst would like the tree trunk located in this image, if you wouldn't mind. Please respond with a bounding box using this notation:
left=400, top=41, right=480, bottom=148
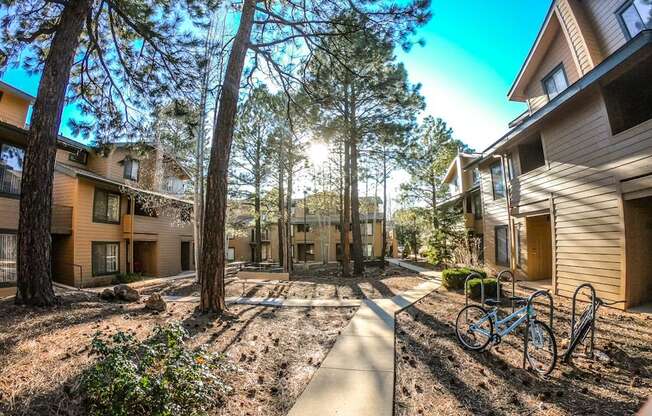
left=381, top=149, right=388, bottom=264
left=349, top=84, right=364, bottom=276
left=286, top=160, right=294, bottom=272
left=277, top=147, right=285, bottom=268
left=254, top=177, right=262, bottom=263
left=200, top=0, right=256, bottom=313
left=16, top=0, right=92, bottom=306
left=431, top=180, right=438, bottom=230
left=342, top=138, right=351, bottom=277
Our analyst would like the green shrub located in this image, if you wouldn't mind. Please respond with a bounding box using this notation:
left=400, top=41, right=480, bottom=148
left=113, top=272, right=143, bottom=284
left=81, top=323, right=232, bottom=416
left=466, top=278, right=500, bottom=300
left=441, top=267, right=487, bottom=290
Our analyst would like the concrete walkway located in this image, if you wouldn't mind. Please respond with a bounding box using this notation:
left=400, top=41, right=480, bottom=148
left=287, top=260, right=441, bottom=416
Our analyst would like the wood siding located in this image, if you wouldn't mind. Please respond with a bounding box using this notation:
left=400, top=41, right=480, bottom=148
left=582, top=0, right=629, bottom=58
left=526, top=27, right=581, bottom=112
left=0, top=92, right=29, bottom=128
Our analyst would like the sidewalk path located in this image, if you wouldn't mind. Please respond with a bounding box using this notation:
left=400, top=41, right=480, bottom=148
left=287, top=259, right=441, bottom=416
left=163, top=295, right=363, bottom=308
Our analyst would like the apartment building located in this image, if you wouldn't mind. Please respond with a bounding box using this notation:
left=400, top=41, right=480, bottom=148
left=0, top=81, right=194, bottom=290
left=467, top=0, right=652, bottom=309
left=227, top=197, right=393, bottom=264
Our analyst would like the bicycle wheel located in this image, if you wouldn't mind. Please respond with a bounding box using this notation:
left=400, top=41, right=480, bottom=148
left=525, top=320, right=557, bottom=376
left=455, top=305, right=493, bottom=351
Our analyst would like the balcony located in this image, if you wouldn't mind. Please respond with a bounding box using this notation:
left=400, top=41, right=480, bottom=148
left=51, top=205, right=72, bottom=234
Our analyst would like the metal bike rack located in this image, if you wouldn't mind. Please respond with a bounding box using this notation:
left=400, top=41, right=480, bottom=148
left=464, top=272, right=486, bottom=307
left=522, top=290, right=554, bottom=370
left=496, top=270, right=517, bottom=313
left=564, top=283, right=597, bottom=362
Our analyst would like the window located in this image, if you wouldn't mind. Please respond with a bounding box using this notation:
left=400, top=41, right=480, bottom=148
left=495, top=225, right=509, bottom=267
left=0, top=233, right=16, bottom=283
left=366, top=222, right=373, bottom=236
left=297, top=224, right=311, bottom=233
left=123, top=158, right=139, bottom=181
left=602, top=52, right=652, bottom=135
left=465, top=195, right=473, bottom=214
left=93, top=188, right=121, bottom=223
left=517, top=225, right=523, bottom=268
left=92, top=242, right=119, bottom=276
left=472, top=193, right=483, bottom=219
left=68, top=149, right=88, bottom=165
left=618, top=0, right=652, bottom=39
left=542, top=64, right=568, bottom=101
left=490, top=162, right=506, bottom=200
left=518, top=134, right=546, bottom=174
left=227, top=247, right=235, bottom=261
left=163, top=176, right=185, bottom=194
left=506, top=154, right=516, bottom=180
left=133, top=199, right=157, bottom=217
left=366, top=243, right=373, bottom=257
left=471, top=168, right=480, bottom=186
left=0, top=143, right=24, bottom=196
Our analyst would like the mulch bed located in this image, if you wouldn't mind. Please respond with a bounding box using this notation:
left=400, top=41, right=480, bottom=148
left=395, top=288, right=652, bottom=415
left=0, top=291, right=354, bottom=415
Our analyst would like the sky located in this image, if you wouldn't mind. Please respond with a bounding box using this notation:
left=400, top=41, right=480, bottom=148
left=1, top=0, right=552, bottom=203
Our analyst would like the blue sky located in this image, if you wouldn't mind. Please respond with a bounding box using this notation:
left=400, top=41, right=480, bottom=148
left=1, top=1, right=551, bottom=153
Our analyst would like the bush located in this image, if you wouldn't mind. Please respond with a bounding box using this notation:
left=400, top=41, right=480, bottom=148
left=81, top=323, right=232, bottom=416
left=441, top=267, right=487, bottom=291
left=465, top=277, right=500, bottom=301
left=113, top=272, right=143, bottom=284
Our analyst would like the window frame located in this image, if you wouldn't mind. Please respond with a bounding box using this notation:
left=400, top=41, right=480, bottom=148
left=494, top=225, right=510, bottom=267
left=123, top=158, right=140, bottom=181
left=541, top=63, right=569, bottom=101
left=0, top=142, right=25, bottom=199
left=91, top=241, right=120, bottom=276
left=617, top=0, right=650, bottom=40
left=227, top=247, right=235, bottom=261
left=490, top=161, right=506, bottom=200
left=0, top=230, right=17, bottom=283
left=93, top=188, right=121, bottom=224
left=472, top=192, right=483, bottom=220
left=68, top=149, right=88, bottom=165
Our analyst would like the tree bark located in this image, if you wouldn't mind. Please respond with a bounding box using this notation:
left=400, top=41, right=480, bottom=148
left=277, top=143, right=285, bottom=268
left=286, top=157, right=294, bottom=272
left=200, top=0, right=256, bottom=313
left=342, top=137, right=351, bottom=277
left=349, top=84, right=364, bottom=276
left=381, top=147, right=387, bottom=264
left=254, top=139, right=262, bottom=263
left=16, top=0, right=92, bottom=306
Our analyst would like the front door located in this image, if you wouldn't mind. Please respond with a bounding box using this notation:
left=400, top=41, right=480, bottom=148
left=526, top=215, right=552, bottom=280
left=181, top=241, right=190, bottom=271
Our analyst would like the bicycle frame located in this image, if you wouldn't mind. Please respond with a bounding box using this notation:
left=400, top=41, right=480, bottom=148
left=469, top=302, right=534, bottom=339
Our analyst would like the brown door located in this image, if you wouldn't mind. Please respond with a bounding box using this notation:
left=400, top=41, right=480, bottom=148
left=181, top=241, right=190, bottom=271
left=526, top=215, right=552, bottom=280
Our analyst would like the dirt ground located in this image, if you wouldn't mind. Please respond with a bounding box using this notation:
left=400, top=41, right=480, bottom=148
left=0, top=290, right=355, bottom=415
left=395, top=288, right=652, bottom=416
left=148, top=263, right=425, bottom=300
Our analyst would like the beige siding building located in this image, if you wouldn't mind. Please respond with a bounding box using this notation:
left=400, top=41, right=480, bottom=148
left=469, top=0, right=652, bottom=309
left=0, top=81, right=194, bottom=290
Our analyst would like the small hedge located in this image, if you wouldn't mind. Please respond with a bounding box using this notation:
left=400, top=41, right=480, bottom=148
left=465, top=277, right=501, bottom=301
left=441, top=267, right=487, bottom=291
left=113, top=272, right=143, bottom=284
left=81, top=323, right=232, bottom=416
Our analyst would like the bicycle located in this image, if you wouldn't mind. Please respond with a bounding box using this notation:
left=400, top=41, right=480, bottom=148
left=455, top=274, right=558, bottom=376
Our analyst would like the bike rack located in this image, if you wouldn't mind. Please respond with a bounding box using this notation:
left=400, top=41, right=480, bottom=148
left=522, top=290, right=554, bottom=370
left=496, top=270, right=517, bottom=314
left=566, top=283, right=597, bottom=362
left=464, top=272, right=486, bottom=307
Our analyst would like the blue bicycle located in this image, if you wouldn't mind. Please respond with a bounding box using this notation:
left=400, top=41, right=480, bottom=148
left=455, top=274, right=558, bottom=376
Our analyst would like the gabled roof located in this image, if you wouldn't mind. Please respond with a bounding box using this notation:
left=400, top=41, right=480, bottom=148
left=508, top=2, right=559, bottom=102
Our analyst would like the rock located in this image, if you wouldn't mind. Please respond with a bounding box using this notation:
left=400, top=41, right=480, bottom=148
left=144, top=294, right=167, bottom=312
left=594, top=350, right=611, bottom=364
left=114, top=284, right=140, bottom=302
left=99, top=288, right=115, bottom=301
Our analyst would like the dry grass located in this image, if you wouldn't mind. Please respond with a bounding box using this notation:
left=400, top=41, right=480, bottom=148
left=147, top=264, right=424, bottom=300
left=395, top=289, right=652, bottom=416
left=0, top=290, right=355, bottom=415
